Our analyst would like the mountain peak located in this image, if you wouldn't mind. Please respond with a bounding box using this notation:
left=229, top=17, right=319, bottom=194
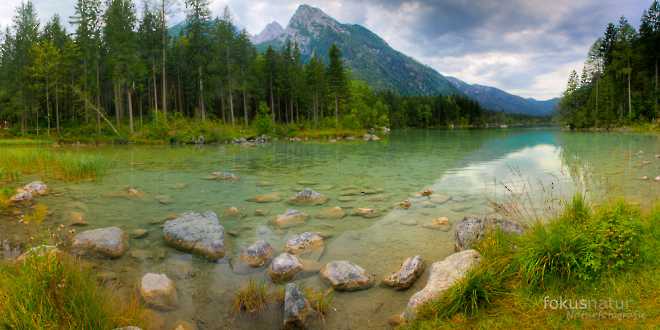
left=251, top=21, right=284, bottom=44
left=289, top=4, right=341, bottom=31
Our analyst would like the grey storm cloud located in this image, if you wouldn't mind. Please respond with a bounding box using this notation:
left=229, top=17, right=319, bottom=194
left=0, top=0, right=652, bottom=99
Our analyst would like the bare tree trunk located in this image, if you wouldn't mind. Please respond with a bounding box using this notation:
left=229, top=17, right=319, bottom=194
left=177, top=67, right=182, bottom=114
left=243, top=89, right=248, bottom=126
left=139, top=92, right=143, bottom=128
left=229, top=86, right=235, bottom=126
left=127, top=85, right=134, bottom=134
left=334, top=95, right=339, bottom=127
left=96, top=62, right=101, bottom=134
left=162, top=0, right=167, bottom=121
left=152, top=60, right=158, bottom=118
left=628, top=72, right=632, bottom=119
left=199, top=66, right=205, bottom=121
left=55, top=81, right=60, bottom=134
left=46, top=75, right=51, bottom=136
left=269, top=75, right=275, bottom=120
left=220, top=90, right=226, bottom=123
left=114, top=82, right=120, bottom=128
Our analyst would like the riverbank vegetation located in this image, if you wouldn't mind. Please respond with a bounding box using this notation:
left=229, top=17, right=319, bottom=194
left=0, top=251, right=148, bottom=329
left=0, top=0, right=545, bottom=144
left=0, top=149, right=107, bottom=182
left=559, top=1, right=660, bottom=129
left=404, top=196, right=660, bottom=329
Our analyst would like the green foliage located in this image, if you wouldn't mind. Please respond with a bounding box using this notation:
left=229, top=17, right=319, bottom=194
left=559, top=2, right=660, bottom=128
left=406, top=197, right=657, bottom=328
left=253, top=102, right=273, bottom=135
left=0, top=251, right=147, bottom=329
left=0, top=149, right=107, bottom=182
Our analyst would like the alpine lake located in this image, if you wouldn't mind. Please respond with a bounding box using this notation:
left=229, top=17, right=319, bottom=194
left=1, top=128, right=659, bottom=329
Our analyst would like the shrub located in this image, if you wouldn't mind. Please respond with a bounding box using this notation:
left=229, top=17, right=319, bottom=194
left=254, top=102, right=274, bottom=136
left=0, top=252, right=147, bottom=329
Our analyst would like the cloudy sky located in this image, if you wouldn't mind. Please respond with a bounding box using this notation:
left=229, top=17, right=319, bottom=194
left=0, top=0, right=651, bottom=99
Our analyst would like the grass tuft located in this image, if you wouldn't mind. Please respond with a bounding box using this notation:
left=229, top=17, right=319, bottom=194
left=232, top=279, right=270, bottom=314
left=0, top=251, right=148, bottom=329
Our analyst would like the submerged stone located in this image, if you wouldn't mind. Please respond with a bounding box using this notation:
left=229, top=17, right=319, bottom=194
left=353, top=208, right=380, bottom=218
left=71, top=227, right=128, bottom=258
left=320, top=260, right=374, bottom=291
left=268, top=253, right=304, bottom=283
left=248, top=192, right=283, bottom=203
left=240, top=240, right=274, bottom=267
left=273, top=209, right=309, bottom=229
left=315, top=206, right=346, bottom=220
left=284, top=232, right=324, bottom=255
left=163, top=211, right=225, bottom=260
left=140, top=273, right=178, bottom=311
left=288, top=188, right=329, bottom=205
left=382, top=255, right=425, bottom=290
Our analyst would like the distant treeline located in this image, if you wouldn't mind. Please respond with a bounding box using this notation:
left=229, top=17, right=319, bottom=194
left=0, top=0, right=538, bottom=137
left=559, top=1, right=659, bottom=129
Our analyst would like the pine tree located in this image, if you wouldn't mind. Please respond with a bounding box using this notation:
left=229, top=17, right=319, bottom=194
left=327, top=43, right=346, bottom=127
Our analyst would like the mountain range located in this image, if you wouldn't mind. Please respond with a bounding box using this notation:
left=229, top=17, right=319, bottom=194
left=171, top=4, right=557, bottom=116
left=252, top=5, right=557, bottom=116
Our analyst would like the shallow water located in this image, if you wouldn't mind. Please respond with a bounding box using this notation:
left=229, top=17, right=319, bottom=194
left=1, top=129, right=659, bottom=329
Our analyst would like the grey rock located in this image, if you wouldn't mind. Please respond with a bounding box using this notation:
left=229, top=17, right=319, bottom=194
left=71, top=227, right=128, bottom=258
left=240, top=240, right=274, bottom=267
left=288, top=188, right=329, bottom=205
left=382, top=256, right=425, bottom=290
left=283, top=283, right=311, bottom=329
left=268, top=253, right=304, bottom=283
left=140, top=273, right=178, bottom=311
left=163, top=211, right=225, bottom=260
left=454, top=217, right=524, bottom=251
left=320, top=261, right=374, bottom=291
left=403, top=249, right=481, bottom=320
left=284, top=232, right=324, bottom=255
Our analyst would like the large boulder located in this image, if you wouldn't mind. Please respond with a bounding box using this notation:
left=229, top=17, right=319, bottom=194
left=454, top=217, right=525, bottom=251
left=268, top=253, right=304, bottom=283
left=71, top=227, right=128, bottom=258
left=163, top=211, right=225, bottom=260
left=140, top=273, right=178, bottom=311
left=320, top=261, right=374, bottom=291
left=283, top=283, right=312, bottom=329
left=288, top=188, right=329, bottom=206
left=284, top=232, right=324, bottom=255
left=403, top=249, right=481, bottom=319
left=382, top=255, right=425, bottom=290
left=239, top=240, right=274, bottom=267
left=273, top=209, right=309, bottom=229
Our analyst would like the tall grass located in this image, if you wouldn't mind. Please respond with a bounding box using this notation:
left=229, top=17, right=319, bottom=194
left=404, top=196, right=658, bottom=329
left=0, top=149, right=108, bottom=182
left=0, top=251, right=147, bottom=329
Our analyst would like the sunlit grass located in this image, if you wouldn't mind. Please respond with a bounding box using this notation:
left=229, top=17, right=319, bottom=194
left=232, top=279, right=270, bottom=314
left=0, top=251, right=148, bottom=329
left=0, top=149, right=108, bottom=182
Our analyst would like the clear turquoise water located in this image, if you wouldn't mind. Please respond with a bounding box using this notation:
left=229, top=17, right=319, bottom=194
left=1, top=129, right=659, bottom=329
